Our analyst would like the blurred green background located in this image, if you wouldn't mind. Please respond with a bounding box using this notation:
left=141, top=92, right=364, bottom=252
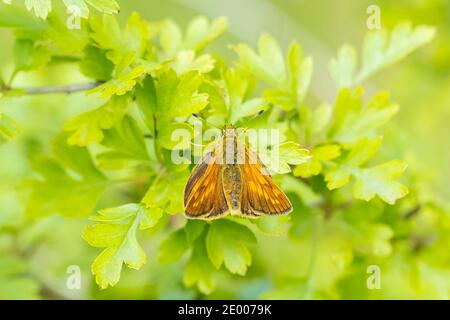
left=0, top=0, right=449, bottom=299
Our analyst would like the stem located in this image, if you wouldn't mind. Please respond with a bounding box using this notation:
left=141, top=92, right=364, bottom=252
left=152, top=113, right=163, bottom=163
left=304, top=213, right=323, bottom=299
left=1, top=82, right=102, bottom=95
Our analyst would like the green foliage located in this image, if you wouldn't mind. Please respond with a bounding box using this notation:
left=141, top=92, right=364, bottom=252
left=206, top=220, right=256, bottom=275
left=83, top=203, right=162, bottom=288
left=0, top=2, right=448, bottom=300
left=330, top=22, right=435, bottom=87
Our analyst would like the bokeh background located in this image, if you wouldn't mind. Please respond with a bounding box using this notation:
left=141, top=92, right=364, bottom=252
left=0, top=0, right=449, bottom=299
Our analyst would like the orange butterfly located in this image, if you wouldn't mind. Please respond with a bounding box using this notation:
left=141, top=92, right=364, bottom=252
left=184, top=125, right=292, bottom=220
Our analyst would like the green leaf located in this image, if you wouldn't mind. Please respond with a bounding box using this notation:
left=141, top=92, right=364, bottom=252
left=357, top=23, right=435, bottom=83
left=259, top=141, right=310, bottom=174
left=184, top=220, right=206, bottom=244
left=83, top=203, right=159, bottom=288
left=159, top=19, right=183, bottom=58
left=0, top=112, right=19, bottom=144
left=206, top=220, right=256, bottom=275
left=345, top=137, right=381, bottom=167
left=172, top=50, right=215, bottom=74
left=79, top=45, right=114, bottom=81
left=324, top=167, right=351, bottom=190
left=25, top=0, right=51, bottom=19
left=330, top=44, right=357, bottom=88
left=158, top=122, right=194, bottom=150
left=64, top=95, right=129, bottom=146
left=13, top=38, right=50, bottom=73
left=183, top=232, right=216, bottom=294
left=87, top=64, right=147, bottom=99
left=330, top=89, right=399, bottom=145
left=233, top=33, right=286, bottom=87
left=293, top=144, right=340, bottom=178
left=330, top=23, right=435, bottom=87
left=235, top=37, right=313, bottom=110
left=324, top=137, right=408, bottom=204
left=184, top=16, right=228, bottom=52
left=230, top=98, right=266, bottom=124
left=158, top=229, right=188, bottom=264
left=143, top=169, right=190, bottom=214
left=157, top=69, right=209, bottom=120
left=353, top=160, right=409, bottom=204
left=159, top=16, right=228, bottom=59
left=287, top=41, right=313, bottom=103
left=96, top=115, right=149, bottom=170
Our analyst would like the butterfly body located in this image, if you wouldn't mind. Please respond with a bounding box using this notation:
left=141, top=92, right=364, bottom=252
left=184, top=125, right=292, bottom=220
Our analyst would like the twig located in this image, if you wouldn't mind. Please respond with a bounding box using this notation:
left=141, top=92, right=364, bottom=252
left=1, top=82, right=102, bottom=95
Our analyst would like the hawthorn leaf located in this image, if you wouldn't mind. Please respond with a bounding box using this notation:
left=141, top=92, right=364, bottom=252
left=87, top=65, right=146, bottom=98
left=287, top=41, right=313, bottom=103
left=13, top=38, right=49, bottom=73
left=96, top=115, right=150, bottom=170
left=356, top=22, right=435, bottom=83
left=233, top=33, right=286, bottom=87
left=183, top=233, right=216, bottom=294
left=330, top=23, right=435, bottom=87
left=184, top=16, right=228, bottom=52
left=330, top=89, right=398, bottom=145
left=83, top=203, right=158, bottom=288
left=259, top=141, right=310, bottom=174
left=325, top=167, right=351, bottom=190
left=206, top=220, right=256, bottom=275
left=294, top=144, right=340, bottom=178
left=230, top=98, right=266, bottom=124
left=329, top=44, right=357, bottom=88
left=352, top=160, right=409, bottom=204
left=172, top=50, right=215, bottom=74
left=64, top=95, right=129, bottom=146
left=184, top=220, right=206, bottom=244
left=158, top=229, right=188, bottom=264
left=79, top=45, right=114, bottom=81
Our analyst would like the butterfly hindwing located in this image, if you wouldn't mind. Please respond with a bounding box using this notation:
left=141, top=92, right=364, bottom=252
left=240, top=146, right=292, bottom=216
left=184, top=152, right=229, bottom=219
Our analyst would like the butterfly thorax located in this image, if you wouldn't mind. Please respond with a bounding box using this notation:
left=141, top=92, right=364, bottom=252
left=220, top=127, right=243, bottom=214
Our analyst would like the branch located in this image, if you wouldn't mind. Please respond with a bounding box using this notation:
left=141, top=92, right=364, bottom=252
left=1, top=82, right=102, bottom=95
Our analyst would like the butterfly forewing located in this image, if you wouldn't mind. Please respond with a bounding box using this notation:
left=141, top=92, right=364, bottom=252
left=240, top=145, right=292, bottom=216
left=184, top=152, right=229, bottom=219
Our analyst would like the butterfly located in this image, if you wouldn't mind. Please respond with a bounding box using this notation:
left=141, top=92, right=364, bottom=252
left=184, top=125, right=292, bottom=220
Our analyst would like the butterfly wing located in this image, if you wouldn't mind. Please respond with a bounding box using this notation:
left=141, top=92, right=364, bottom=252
left=184, top=152, right=229, bottom=219
left=240, top=145, right=292, bottom=216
